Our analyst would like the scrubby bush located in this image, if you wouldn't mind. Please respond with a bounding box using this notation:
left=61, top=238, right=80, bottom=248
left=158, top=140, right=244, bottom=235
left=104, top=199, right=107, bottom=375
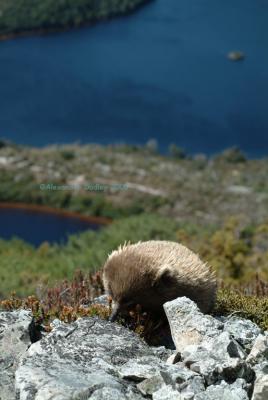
left=176, top=217, right=268, bottom=283
left=168, top=143, right=187, bottom=159
left=60, top=150, right=75, bottom=161
left=0, top=270, right=108, bottom=327
left=214, top=146, right=247, bottom=163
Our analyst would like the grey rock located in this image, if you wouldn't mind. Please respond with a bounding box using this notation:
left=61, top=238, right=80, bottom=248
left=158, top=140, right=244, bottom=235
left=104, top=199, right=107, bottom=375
left=137, top=374, right=165, bottom=396
left=247, top=333, right=268, bottom=365
left=86, top=387, right=144, bottom=400
left=181, top=394, right=196, bottom=400
left=201, top=330, right=246, bottom=360
left=179, top=375, right=205, bottom=398
left=160, top=363, right=205, bottom=398
left=91, top=295, right=110, bottom=307
left=194, top=379, right=249, bottom=400
left=232, top=378, right=252, bottom=394
left=1, top=297, right=266, bottom=400
left=90, top=386, right=145, bottom=400
left=153, top=385, right=183, bottom=400
left=160, top=363, right=200, bottom=387
left=224, top=316, right=261, bottom=352
left=163, top=298, right=256, bottom=386
left=0, top=310, right=32, bottom=400
left=89, top=387, right=128, bottom=400
left=166, top=352, right=182, bottom=365
left=136, top=361, right=205, bottom=397
left=151, top=345, right=174, bottom=361
left=15, top=317, right=156, bottom=400
left=118, top=357, right=161, bottom=382
left=164, top=297, right=223, bottom=351
left=181, top=331, right=251, bottom=385
left=252, top=362, right=268, bottom=400
left=50, top=318, right=63, bottom=330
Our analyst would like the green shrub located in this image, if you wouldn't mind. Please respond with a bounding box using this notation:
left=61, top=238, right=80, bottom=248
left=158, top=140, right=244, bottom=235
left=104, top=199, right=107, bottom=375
left=168, top=143, right=186, bottom=159
left=176, top=217, right=268, bottom=283
left=215, top=289, right=268, bottom=330
left=60, top=150, right=75, bottom=161
left=214, top=147, right=247, bottom=163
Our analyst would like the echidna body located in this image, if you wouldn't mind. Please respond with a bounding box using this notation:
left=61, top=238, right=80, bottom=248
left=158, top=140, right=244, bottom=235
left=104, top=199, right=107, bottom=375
left=103, top=240, right=217, bottom=320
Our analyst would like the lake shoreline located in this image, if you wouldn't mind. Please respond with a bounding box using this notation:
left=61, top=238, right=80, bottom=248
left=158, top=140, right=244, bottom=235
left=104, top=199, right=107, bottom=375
left=0, top=202, right=112, bottom=226
left=0, top=0, right=153, bottom=42
left=0, top=26, right=88, bottom=42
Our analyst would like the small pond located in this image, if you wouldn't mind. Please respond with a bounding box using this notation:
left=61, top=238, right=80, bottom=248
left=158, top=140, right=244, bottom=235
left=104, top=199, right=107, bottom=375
left=0, top=205, right=103, bottom=246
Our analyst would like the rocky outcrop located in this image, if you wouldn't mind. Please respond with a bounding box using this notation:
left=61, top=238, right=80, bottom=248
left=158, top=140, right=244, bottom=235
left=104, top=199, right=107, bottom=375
left=0, top=296, right=267, bottom=399
left=252, top=362, right=268, bottom=400
left=16, top=317, right=161, bottom=399
left=227, top=51, right=245, bottom=61
left=0, top=310, right=32, bottom=400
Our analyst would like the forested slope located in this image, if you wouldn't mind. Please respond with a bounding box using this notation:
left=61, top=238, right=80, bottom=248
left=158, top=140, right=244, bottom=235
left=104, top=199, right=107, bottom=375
left=0, top=0, right=150, bottom=37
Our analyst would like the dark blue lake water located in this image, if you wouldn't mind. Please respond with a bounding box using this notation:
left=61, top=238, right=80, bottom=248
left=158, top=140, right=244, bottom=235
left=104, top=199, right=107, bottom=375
left=0, top=208, right=100, bottom=246
left=0, top=0, right=267, bottom=156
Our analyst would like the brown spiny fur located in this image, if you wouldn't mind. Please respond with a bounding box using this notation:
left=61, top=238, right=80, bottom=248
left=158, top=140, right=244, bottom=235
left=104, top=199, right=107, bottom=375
left=103, top=240, right=217, bottom=318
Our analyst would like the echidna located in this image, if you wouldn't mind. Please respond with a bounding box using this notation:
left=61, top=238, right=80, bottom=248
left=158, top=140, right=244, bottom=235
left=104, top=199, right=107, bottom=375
left=103, top=240, right=217, bottom=321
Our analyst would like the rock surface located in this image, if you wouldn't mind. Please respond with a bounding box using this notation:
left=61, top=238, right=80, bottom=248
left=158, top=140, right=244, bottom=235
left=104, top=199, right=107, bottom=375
left=252, top=362, right=268, bottom=400
left=1, top=296, right=267, bottom=399
left=15, top=317, right=151, bottom=399
left=224, top=316, right=262, bottom=353
left=0, top=310, right=32, bottom=400
left=164, top=297, right=223, bottom=349
left=195, top=379, right=249, bottom=400
left=247, top=333, right=268, bottom=364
